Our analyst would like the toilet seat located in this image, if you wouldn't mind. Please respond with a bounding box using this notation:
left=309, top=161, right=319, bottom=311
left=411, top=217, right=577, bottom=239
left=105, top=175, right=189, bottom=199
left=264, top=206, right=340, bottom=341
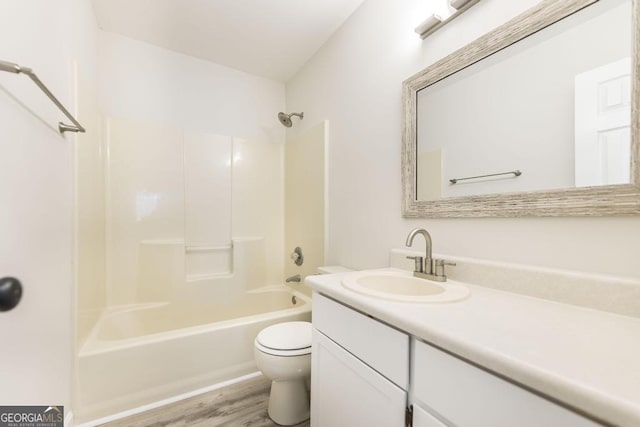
left=255, top=321, right=312, bottom=357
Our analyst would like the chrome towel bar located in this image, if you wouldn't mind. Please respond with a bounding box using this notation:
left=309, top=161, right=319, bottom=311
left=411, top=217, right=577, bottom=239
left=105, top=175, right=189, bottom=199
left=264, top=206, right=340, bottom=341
left=449, top=170, right=522, bottom=184
left=0, top=59, right=85, bottom=134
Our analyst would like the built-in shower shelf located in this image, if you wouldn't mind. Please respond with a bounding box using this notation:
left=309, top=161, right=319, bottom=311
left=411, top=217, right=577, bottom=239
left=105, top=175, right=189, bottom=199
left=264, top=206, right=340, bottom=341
left=140, top=239, right=185, bottom=245
left=187, top=272, right=233, bottom=282
left=186, top=244, right=232, bottom=279
left=186, top=244, right=232, bottom=253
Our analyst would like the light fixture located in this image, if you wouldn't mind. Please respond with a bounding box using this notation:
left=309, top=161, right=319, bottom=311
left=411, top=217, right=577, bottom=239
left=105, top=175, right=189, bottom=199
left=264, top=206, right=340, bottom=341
left=449, top=0, right=474, bottom=9
left=414, top=14, right=444, bottom=38
left=414, top=0, right=482, bottom=39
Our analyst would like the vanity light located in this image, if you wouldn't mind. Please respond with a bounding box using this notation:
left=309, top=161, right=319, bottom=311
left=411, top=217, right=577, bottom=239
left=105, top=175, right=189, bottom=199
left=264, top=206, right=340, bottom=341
left=449, top=0, right=474, bottom=9
left=414, top=14, right=444, bottom=38
left=415, top=0, right=482, bottom=39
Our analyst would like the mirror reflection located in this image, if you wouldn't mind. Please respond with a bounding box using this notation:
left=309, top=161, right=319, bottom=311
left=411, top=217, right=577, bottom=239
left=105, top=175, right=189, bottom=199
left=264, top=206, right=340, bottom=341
left=416, top=0, right=631, bottom=201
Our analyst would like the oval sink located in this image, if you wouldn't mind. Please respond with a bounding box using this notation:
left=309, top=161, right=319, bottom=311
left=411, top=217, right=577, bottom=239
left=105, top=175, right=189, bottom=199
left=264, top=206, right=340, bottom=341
left=342, top=270, right=469, bottom=303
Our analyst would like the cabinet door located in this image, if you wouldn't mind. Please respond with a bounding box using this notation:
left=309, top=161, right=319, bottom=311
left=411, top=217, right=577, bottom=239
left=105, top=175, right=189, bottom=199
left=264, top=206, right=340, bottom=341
left=0, top=60, right=74, bottom=410
left=311, top=329, right=406, bottom=427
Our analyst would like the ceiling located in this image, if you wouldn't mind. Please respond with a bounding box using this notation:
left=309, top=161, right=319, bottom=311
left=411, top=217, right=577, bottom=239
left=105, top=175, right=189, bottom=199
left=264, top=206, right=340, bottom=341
left=92, top=0, right=366, bottom=82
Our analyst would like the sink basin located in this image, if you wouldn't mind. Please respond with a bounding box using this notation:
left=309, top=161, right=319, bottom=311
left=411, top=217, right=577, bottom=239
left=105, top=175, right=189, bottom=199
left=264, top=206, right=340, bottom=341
left=341, top=270, right=469, bottom=303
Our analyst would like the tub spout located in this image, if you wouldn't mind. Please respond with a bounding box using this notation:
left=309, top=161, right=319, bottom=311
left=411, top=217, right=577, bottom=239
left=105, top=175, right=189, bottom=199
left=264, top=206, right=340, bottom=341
left=286, top=274, right=301, bottom=283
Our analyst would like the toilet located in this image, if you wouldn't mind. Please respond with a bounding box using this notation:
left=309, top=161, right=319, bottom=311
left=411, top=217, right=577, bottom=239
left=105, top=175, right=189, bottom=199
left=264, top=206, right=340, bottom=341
left=254, top=321, right=312, bottom=425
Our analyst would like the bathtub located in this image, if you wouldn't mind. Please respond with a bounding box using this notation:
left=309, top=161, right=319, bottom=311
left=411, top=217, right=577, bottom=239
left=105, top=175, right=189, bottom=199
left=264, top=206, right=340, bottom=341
left=76, top=286, right=311, bottom=424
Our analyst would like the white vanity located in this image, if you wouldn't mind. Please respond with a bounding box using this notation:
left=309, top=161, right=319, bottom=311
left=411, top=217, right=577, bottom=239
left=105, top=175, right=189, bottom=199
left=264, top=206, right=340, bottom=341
left=306, top=264, right=640, bottom=427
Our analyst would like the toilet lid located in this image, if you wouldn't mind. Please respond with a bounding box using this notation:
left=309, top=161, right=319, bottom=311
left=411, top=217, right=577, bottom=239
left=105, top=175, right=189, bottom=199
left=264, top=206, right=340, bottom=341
left=256, top=321, right=312, bottom=351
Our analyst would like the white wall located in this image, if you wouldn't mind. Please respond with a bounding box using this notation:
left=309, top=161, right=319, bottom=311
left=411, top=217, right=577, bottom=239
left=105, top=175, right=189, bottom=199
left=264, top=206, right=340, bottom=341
left=286, top=0, right=640, bottom=280
left=98, top=31, right=286, bottom=142
left=0, top=0, right=99, bottom=419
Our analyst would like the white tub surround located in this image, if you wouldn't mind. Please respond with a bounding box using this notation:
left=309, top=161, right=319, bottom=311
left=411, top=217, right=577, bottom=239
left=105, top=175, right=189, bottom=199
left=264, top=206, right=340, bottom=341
left=306, top=261, right=640, bottom=427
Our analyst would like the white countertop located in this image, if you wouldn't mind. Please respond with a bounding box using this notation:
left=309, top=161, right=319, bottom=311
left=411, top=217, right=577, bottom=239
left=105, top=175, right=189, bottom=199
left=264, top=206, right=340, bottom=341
left=306, top=268, right=640, bottom=427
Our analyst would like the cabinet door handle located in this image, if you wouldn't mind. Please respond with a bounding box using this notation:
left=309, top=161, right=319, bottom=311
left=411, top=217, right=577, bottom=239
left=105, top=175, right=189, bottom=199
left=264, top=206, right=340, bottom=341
left=0, top=277, right=23, bottom=312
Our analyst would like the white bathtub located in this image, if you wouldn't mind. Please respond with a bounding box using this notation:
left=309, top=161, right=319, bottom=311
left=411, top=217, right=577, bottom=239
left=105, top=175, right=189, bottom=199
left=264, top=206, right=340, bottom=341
left=76, top=286, right=311, bottom=423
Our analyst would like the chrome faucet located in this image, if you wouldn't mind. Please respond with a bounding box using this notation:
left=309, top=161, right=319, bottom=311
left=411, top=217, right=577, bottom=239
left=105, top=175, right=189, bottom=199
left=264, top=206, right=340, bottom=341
left=405, top=228, right=433, bottom=275
left=405, top=228, right=455, bottom=282
left=286, top=274, right=301, bottom=283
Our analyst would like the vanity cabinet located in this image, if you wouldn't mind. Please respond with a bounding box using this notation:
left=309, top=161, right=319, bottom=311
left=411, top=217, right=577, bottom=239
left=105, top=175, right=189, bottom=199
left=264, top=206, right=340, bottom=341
left=311, top=292, right=602, bottom=427
left=410, top=340, right=601, bottom=427
left=311, top=293, right=409, bottom=427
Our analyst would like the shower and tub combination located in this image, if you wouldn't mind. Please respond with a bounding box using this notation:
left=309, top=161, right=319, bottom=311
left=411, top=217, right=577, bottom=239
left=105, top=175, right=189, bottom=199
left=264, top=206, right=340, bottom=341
left=74, top=114, right=312, bottom=423
left=77, top=237, right=311, bottom=422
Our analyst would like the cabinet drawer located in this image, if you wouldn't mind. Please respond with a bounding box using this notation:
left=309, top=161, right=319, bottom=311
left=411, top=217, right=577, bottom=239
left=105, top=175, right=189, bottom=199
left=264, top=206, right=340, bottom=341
left=412, top=340, right=600, bottom=427
left=313, top=292, right=409, bottom=389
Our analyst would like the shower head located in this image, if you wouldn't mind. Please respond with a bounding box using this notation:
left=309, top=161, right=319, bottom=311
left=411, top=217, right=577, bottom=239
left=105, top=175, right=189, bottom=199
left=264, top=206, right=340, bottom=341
left=278, top=111, right=304, bottom=128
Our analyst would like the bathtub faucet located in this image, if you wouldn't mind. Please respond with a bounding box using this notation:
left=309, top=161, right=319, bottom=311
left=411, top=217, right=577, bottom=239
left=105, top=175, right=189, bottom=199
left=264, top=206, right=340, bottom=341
left=286, top=274, right=301, bottom=283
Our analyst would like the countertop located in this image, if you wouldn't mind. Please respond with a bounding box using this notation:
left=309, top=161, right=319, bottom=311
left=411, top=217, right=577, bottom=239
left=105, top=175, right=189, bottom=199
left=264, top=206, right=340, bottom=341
left=306, top=268, right=640, bottom=427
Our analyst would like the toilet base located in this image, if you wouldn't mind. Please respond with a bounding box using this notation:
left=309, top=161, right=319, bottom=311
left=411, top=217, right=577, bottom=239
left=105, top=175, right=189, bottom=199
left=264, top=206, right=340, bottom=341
left=267, top=379, right=310, bottom=426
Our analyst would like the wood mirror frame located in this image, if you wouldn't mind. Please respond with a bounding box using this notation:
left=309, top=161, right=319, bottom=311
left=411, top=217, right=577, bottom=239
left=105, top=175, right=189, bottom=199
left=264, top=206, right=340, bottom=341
left=402, top=0, right=640, bottom=218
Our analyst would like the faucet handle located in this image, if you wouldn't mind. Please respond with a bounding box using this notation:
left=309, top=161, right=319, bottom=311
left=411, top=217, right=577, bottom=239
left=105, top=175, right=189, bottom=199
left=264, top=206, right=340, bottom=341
left=290, top=247, right=304, bottom=266
left=434, top=259, right=456, bottom=278
left=406, top=256, right=424, bottom=273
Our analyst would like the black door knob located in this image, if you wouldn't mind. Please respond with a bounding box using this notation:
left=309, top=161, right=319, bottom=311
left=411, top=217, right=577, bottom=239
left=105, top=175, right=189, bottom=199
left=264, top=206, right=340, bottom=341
left=0, top=277, right=23, bottom=312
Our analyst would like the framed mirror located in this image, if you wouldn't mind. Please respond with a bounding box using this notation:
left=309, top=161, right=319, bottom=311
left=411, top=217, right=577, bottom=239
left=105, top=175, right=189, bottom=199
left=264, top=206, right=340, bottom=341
left=402, top=0, right=640, bottom=217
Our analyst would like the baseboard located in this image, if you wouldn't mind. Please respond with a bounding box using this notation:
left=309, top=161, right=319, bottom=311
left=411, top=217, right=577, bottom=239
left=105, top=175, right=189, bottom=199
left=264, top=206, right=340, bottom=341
left=75, top=371, right=261, bottom=427
left=64, top=410, right=74, bottom=427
